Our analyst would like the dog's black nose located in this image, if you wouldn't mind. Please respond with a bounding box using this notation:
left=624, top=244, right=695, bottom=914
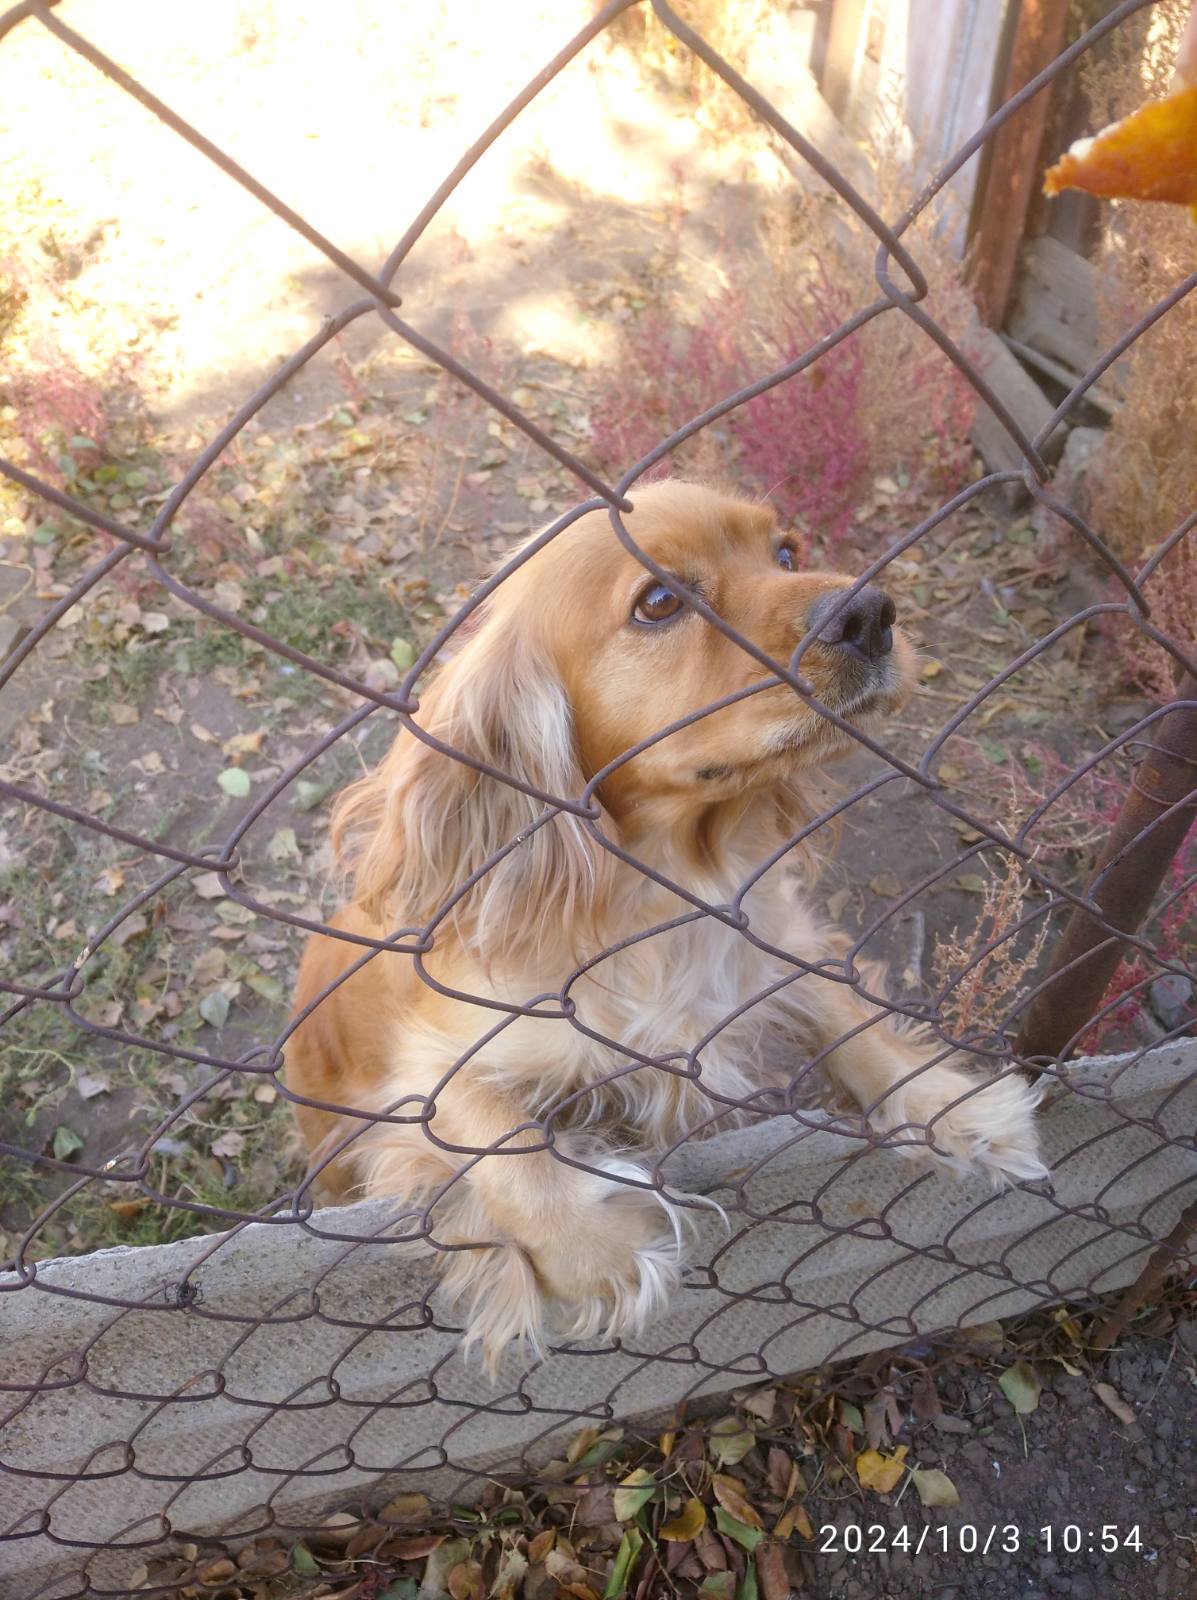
left=807, top=585, right=896, bottom=664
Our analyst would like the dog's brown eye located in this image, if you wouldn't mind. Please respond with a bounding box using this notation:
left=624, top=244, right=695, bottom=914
left=777, top=542, right=798, bottom=571
left=633, top=581, right=684, bottom=625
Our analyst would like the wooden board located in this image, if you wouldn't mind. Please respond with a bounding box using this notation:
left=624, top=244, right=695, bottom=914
left=969, top=0, right=1071, bottom=326
left=1006, top=233, right=1119, bottom=391
left=961, top=319, right=1063, bottom=493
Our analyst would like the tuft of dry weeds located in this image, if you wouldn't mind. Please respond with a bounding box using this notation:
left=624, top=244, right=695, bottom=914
left=931, top=841, right=1052, bottom=1045
left=1082, top=0, right=1197, bottom=697
left=589, top=152, right=977, bottom=553
left=606, top=0, right=782, bottom=133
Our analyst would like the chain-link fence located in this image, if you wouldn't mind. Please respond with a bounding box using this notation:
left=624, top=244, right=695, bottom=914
left=2, top=0, right=1196, bottom=1594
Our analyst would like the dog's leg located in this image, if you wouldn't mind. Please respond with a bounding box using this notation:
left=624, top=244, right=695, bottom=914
left=807, top=983, right=1047, bottom=1185
left=359, top=1079, right=684, bottom=1367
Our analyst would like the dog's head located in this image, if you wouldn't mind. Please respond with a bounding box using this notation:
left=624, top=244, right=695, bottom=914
left=336, top=480, right=916, bottom=946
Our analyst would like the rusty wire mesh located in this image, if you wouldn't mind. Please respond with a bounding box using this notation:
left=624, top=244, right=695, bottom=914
left=1, top=0, right=1196, bottom=1591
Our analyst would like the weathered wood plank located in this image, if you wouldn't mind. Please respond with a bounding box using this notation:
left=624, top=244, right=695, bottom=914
left=1001, top=333, right=1120, bottom=417
left=1006, top=233, right=1112, bottom=382
left=961, top=320, right=1063, bottom=487
left=970, top=0, right=1071, bottom=326
left=822, top=0, right=870, bottom=119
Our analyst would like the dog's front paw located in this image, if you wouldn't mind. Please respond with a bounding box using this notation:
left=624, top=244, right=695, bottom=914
left=877, top=1063, right=1047, bottom=1186
left=533, top=1161, right=686, bottom=1344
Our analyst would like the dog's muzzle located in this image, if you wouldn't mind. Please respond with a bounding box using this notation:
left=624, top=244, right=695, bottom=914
left=806, top=585, right=896, bottom=665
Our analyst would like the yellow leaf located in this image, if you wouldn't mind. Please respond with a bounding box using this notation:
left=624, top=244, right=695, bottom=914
left=998, top=1361, right=1041, bottom=1415
left=708, top=1416, right=755, bottom=1465
left=613, top=1467, right=657, bottom=1521
left=1093, top=1382, right=1136, bottom=1426
left=222, top=728, right=266, bottom=758
left=659, top=1498, right=707, bottom=1542
left=774, top=1502, right=813, bottom=1540
left=920, top=658, right=944, bottom=679
left=379, top=1492, right=430, bottom=1522
left=711, top=1475, right=762, bottom=1529
left=566, top=1425, right=600, bottom=1464
left=911, top=1467, right=960, bottom=1508
left=855, top=1445, right=908, bottom=1494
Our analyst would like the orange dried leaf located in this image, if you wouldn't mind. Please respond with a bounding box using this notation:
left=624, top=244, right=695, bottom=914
left=659, top=1498, right=708, bottom=1542
left=527, top=1529, right=556, bottom=1565
left=755, top=1538, right=792, bottom=1600
left=1044, top=83, right=1197, bottom=216
left=711, top=1475, right=763, bottom=1530
left=774, top=1502, right=813, bottom=1541
left=855, top=1445, right=909, bottom=1494
left=448, top=1560, right=484, bottom=1600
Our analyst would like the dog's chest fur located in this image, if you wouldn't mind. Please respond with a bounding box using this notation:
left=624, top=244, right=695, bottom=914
left=452, top=862, right=832, bottom=1147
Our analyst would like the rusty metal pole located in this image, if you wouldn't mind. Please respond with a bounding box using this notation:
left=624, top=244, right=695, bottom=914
left=1089, top=1194, right=1197, bottom=1352
left=1018, top=673, right=1197, bottom=1065
left=1017, top=674, right=1197, bottom=1350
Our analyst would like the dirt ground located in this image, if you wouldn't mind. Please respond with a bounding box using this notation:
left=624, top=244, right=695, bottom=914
left=798, top=1327, right=1197, bottom=1600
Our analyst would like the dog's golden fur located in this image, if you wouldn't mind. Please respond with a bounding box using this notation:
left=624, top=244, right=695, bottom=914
left=286, top=480, right=1044, bottom=1363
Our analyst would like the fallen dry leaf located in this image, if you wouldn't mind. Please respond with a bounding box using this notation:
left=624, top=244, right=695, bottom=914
left=774, top=1502, right=813, bottom=1541
left=868, top=872, right=903, bottom=899
left=766, top=1446, right=792, bottom=1499
left=755, top=1538, right=791, bottom=1600
left=708, top=1416, right=755, bottom=1467
left=711, top=1474, right=763, bottom=1530
left=379, top=1492, right=431, bottom=1522
left=526, top=1529, right=555, bottom=1565
left=659, top=1498, right=707, bottom=1542
left=382, top=1531, right=446, bottom=1560
left=910, top=1467, right=960, bottom=1508
left=998, top=1361, right=1041, bottom=1416
left=447, top=1558, right=484, bottom=1600
left=855, top=1445, right=908, bottom=1494
left=1092, top=1382, right=1136, bottom=1426
left=741, top=1387, right=776, bottom=1423
left=223, top=728, right=267, bottom=757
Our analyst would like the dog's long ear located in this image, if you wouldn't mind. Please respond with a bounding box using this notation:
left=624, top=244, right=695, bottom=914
left=332, top=619, right=612, bottom=956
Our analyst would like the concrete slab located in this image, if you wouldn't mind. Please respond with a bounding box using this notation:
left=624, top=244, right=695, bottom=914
left=3, top=1040, right=1196, bottom=1599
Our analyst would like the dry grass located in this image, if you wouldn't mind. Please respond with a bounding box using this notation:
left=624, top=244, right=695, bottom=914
left=589, top=151, right=977, bottom=552
left=607, top=0, right=781, bottom=129
left=1083, top=0, right=1197, bottom=696
left=931, top=839, right=1052, bottom=1045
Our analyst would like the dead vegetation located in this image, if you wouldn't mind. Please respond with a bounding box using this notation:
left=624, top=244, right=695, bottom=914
left=1083, top=0, right=1197, bottom=697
